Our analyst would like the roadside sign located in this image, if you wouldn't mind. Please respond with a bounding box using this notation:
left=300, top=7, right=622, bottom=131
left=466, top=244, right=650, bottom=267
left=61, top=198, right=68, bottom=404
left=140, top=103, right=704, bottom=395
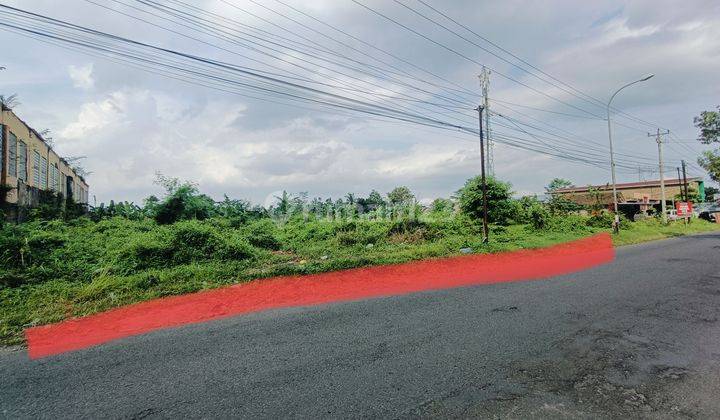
left=675, top=201, right=693, bottom=218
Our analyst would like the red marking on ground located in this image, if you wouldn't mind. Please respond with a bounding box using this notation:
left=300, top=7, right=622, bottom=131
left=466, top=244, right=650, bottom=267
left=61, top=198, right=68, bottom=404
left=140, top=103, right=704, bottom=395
left=26, top=233, right=613, bottom=359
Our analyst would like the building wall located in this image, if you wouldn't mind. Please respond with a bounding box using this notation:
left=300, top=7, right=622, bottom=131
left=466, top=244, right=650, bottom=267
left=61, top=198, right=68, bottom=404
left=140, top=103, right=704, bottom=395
left=557, top=181, right=702, bottom=206
left=0, top=109, right=88, bottom=205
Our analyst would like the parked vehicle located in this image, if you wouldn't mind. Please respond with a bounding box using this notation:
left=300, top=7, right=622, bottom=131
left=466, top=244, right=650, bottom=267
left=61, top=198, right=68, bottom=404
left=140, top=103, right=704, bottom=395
left=698, top=205, right=720, bottom=222
left=693, top=202, right=714, bottom=217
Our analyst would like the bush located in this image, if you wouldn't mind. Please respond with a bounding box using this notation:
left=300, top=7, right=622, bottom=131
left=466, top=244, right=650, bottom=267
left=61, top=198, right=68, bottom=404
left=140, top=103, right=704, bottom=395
left=151, top=177, right=216, bottom=225
left=116, top=232, right=172, bottom=272
left=528, top=203, right=551, bottom=230
left=169, top=221, right=224, bottom=263
left=218, top=234, right=256, bottom=261
left=0, top=224, right=26, bottom=269
left=244, top=219, right=282, bottom=250
left=586, top=213, right=614, bottom=228
left=335, top=220, right=390, bottom=246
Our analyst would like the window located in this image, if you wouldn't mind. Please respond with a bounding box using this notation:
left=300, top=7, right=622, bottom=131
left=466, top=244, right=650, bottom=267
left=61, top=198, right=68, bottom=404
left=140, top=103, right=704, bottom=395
left=51, top=164, right=60, bottom=191
left=41, top=156, right=48, bottom=189
left=18, top=141, right=27, bottom=182
left=8, top=132, right=16, bottom=178
left=33, top=150, right=41, bottom=186
left=67, top=178, right=74, bottom=201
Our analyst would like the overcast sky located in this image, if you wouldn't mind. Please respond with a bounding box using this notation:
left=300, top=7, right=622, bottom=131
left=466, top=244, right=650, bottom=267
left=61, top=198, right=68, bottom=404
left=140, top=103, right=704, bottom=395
left=1, top=0, right=718, bottom=205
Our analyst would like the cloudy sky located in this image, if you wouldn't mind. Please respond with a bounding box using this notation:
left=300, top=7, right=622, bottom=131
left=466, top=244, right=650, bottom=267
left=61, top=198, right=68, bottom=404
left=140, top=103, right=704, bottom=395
left=1, top=0, right=718, bottom=206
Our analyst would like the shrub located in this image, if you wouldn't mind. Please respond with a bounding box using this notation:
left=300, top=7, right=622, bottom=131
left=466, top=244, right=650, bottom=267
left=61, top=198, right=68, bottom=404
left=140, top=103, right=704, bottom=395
left=151, top=176, right=217, bottom=225
left=25, top=229, right=68, bottom=265
left=0, top=225, right=26, bottom=269
left=528, top=203, right=551, bottom=230
left=244, top=219, right=282, bottom=250
left=586, top=213, right=614, bottom=228
left=335, top=220, right=390, bottom=246
left=218, top=234, right=256, bottom=261
left=169, top=221, right=224, bottom=263
left=117, top=232, right=172, bottom=272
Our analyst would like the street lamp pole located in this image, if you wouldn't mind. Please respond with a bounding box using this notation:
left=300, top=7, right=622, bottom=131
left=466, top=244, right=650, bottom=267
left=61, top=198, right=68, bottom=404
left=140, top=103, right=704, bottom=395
left=606, top=74, right=654, bottom=233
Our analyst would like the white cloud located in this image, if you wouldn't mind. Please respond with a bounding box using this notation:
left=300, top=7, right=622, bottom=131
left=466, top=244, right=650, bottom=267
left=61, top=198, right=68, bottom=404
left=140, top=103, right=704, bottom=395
left=6, top=0, right=720, bottom=204
left=598, top=18, right=660, bottom=46
left=67, top=63, right=95, bottom=90
left=60, top=90, right=127, bottom=139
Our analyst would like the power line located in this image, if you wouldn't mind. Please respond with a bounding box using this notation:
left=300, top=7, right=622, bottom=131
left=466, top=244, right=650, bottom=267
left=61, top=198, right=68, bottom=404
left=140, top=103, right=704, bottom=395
left=0, top=3, right=676, bottom=177
left=411, top=0, right=672, bottom=133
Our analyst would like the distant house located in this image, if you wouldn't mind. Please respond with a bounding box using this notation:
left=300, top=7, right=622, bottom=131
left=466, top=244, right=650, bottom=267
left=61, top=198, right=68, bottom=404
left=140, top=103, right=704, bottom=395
left=552, top=178, right=705, bottom=208
left=1, top=107, right=89, bottom=215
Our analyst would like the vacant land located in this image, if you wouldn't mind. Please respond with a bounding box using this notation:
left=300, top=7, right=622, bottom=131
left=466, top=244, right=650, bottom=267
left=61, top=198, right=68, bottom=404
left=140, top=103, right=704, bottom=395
left=1, top=212, right=719, bottom=347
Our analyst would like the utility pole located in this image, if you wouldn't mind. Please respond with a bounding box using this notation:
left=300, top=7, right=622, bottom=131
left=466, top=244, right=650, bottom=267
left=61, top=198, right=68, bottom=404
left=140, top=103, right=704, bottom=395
left=676, top=167, right=683, bottom=201
left=479, top=67, right=492, bottom=175
left=681, top=160, right=689, bottom=202
left=476, top=105, right=489, bottom=243
left=649, top=129, right=669, bottom=223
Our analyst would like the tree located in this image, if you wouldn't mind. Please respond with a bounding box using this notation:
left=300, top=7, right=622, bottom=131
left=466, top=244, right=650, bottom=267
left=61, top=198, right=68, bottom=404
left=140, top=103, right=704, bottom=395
left=545, top=178, right=573, bottom=192
left=456, top=176, right=516, bottom=224
left=387, top=186, right=415, bottom=205
left=675, top=187, right=701, bottom=203
left=356, top=190, right=386, bottom=214
left=705, top=186, right=718, bottom=202
left=272, top=191, right=291, bottom=216
left=694, top=106, right=720, bottom=182
left=545, top=178, right=582, bottom=214
left=366, top=190, right=385, bottom=207
left=430, top=198, right=454, bottom=214
left=151, top=173, right=216, bottom=224
left=216, top=195, right=251, bottom=219
left=694, top=106, right=720, bottom=144
left=698, top=150, right=720, bottom=183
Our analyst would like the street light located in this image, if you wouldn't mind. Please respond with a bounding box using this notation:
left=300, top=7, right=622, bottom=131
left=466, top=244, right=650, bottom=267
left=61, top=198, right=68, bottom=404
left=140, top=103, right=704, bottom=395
left=606, top=73, right=654, bottom=233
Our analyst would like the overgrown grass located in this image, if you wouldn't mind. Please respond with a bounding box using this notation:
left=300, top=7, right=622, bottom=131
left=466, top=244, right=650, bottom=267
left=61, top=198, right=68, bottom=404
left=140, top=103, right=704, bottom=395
left=612, top=218, right=720, bottom=246
left=1, top=214, right=718, bottom=347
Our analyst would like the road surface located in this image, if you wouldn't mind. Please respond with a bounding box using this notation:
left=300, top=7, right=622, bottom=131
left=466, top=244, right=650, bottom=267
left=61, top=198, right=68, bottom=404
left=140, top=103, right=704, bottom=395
left=2, top=232, right=720, bottom=418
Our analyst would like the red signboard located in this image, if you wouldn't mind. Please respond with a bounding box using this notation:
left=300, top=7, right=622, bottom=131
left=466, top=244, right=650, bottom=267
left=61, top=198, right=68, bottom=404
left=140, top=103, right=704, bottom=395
left=676, top=201, right=693, bottom=217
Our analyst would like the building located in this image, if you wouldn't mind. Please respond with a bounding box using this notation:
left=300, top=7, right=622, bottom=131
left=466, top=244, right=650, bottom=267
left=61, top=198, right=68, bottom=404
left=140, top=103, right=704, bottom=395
left=552, top=178, right=705, bottom=210
left=1, top=107, right=89, bottom=212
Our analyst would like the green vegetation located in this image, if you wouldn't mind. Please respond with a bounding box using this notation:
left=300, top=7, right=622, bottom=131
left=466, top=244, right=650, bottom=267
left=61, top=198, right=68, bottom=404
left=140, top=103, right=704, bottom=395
left=612, top=218, right=720, bottom=246
left=695, top=105, right=720, bottom=182
left=1, top=174, right=719, bottom=347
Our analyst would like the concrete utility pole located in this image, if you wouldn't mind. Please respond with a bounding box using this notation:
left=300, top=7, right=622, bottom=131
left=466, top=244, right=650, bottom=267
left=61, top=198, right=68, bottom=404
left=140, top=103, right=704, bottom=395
left=476, top=105, right=489, bottom=243
left=649, top=129, right=670, bottom=223
left=606, top=74, right=654, bottom=233
left=480, top=67, right=493, bottom=175
left=676, top=167, right=683, bottom=201
left=681, top=160, right=689, bottom=201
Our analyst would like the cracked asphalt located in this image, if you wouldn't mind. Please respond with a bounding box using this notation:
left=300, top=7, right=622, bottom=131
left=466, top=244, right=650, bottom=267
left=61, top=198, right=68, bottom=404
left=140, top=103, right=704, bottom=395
left=2, top=232, right=720, bottom=419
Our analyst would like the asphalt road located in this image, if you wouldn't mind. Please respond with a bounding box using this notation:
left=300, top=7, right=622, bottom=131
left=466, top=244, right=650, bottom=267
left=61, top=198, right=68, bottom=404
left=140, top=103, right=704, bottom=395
left=2, top=232, right=720, bottom=419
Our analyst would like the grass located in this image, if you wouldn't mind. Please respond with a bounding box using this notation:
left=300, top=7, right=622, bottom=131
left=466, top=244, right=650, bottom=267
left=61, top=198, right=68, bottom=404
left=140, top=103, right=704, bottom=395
left=1, top=214, right=718, bottom=347
left=612, top=218, right=720, bottom=246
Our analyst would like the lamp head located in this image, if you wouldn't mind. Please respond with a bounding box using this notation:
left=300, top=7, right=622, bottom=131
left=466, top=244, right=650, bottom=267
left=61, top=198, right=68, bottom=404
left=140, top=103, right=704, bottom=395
left=640, top=73, right=655, bottom=82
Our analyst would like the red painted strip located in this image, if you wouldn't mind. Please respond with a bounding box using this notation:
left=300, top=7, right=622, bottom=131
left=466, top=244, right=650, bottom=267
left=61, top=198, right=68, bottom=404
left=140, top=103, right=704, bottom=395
left=25, top=233, right=613, bottom=359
